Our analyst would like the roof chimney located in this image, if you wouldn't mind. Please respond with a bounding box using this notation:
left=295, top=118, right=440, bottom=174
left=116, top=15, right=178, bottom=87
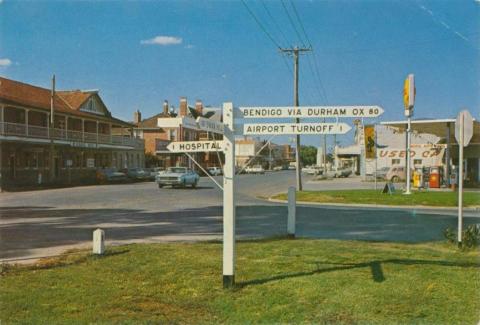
left=195, top=100, right=203, bottom=116
left=179, top=97, right=188, bottom=117
left=163, top=100, right=169, bottom=115
left=133, top=109, right=142, bottom=124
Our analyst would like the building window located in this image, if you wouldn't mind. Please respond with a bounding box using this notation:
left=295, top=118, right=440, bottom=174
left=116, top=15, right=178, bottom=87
left=392, top=159, right=400, bottom=165
left=414, top=159, right=422, bottom=165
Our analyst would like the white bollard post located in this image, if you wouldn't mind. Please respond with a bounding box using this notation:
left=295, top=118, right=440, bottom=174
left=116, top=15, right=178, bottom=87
left=93, top=228, right=105, bottom=255
left=287, top=186, right=296, bottom=238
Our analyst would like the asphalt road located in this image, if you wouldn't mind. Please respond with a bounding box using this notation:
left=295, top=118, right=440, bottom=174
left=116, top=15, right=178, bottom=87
left=1, top=171, right=478, bottom=262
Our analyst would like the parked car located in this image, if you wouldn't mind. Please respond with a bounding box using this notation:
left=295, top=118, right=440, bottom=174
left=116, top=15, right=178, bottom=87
left=125, top=168, right=150, bottom=181
left=245, top=165, right=265, bottom=174
left=303, top=165, right=323, bottom=175
left=386, top=166, right=413, bottom=182
left=375, top=167, right=391, bottom=180
left=332, top=167, right=352, bottom=178
left=145, top=167, right=164, bottom=181
left=273, top=166, right=283, bottom=171
left=96, top=168, right=127, bottom=184
left=208, top=166, right=223, bottom=176
left=156, top=167, right=200, bottom=188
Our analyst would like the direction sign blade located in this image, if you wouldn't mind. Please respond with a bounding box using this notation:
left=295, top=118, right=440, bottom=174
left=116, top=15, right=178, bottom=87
left=196, top=117, right=224, bottom=134
left=166, top=140, right=224, bottom=153
left=240, top=106, right=384, bottom=118
left=243, top=123, right=352, bottom=135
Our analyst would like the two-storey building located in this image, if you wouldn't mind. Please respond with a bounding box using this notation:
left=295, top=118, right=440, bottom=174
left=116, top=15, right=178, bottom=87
left=133, top=97, right=222, bottom=170
left=0, top=77, right=144, bottom=189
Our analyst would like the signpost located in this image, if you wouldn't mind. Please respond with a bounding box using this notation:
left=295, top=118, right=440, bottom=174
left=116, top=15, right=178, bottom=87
left=166, top=140, right=224, bottom=153
left=403, top=74, right=415, bottom=195
left=243, top=123, right=351, bottom=135
left=454, top=110, right=474, bottom=246
left=160, top=103, right=384, bottom=289
left=240, top=106, right=384, bottom=118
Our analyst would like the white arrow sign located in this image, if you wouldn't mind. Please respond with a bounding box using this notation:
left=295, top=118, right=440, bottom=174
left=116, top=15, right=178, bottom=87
left=243, top=123, right=352, bottom=135
left=166, top=140, right=224, bottom=153
left=240, top=106, right=384, bottom=119
left=196, top=117, right=224, bottom=134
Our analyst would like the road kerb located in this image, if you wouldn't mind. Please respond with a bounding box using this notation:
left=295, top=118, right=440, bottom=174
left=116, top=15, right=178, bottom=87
left=267, top=197, right=480, bottom=212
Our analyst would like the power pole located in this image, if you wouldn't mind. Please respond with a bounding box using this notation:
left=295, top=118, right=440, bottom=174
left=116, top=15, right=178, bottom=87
left=280, top=46, right=311, bottom=191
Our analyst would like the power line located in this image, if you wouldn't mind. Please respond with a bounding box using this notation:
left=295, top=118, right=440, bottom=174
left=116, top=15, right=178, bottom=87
left=289, top=0, right=313, bottom=49
left=260, top=0, right=291, bottom=48
left=287, top=0, right=329, bottom=104
left=280, top=0, right=308, bottom=48
left=241, top=0, right=282, bottom=49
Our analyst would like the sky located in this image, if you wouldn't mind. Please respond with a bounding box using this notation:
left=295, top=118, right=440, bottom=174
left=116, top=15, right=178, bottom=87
left=0, top=0, right=479, bottom=149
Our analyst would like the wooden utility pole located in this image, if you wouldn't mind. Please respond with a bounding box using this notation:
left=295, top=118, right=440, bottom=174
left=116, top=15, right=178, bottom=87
left=49, top=75, right=55, bottom=182
left=280, top=46, right=311, bottom=191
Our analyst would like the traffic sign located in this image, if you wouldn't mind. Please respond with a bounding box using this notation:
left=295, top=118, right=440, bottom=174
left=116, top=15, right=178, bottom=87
left=455, top=110, right=474, bottom=147
left=196, top=117, right=224, bottom=134
left=240, top=106, right=384, bottom=118
left=166, top=140, right=224, bottom=153
left=243, top=123, right=351, bottom=135
left=403, top=74, right=415, bottom=116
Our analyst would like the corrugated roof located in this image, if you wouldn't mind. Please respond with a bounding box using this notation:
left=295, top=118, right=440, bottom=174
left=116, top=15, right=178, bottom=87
left=0, top=77, right=132, bottom=127
left=57, top=91, right=92, bottom=110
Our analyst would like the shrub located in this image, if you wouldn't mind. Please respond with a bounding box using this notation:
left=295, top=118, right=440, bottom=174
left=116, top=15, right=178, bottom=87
left=443, top=225, right=480, bottom=249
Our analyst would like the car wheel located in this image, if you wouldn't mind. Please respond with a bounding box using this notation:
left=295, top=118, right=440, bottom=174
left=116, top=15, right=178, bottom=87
left=182, top=180, right=186, bottom=188
left=391, top=176, right=399, bottom=182
left=158, top=184, right=163, bottom=188
left=192, top=180, right=197, bottom=188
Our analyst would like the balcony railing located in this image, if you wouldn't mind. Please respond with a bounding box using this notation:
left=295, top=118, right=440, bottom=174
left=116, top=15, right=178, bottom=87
left=0, top=122, right=144, bottom=149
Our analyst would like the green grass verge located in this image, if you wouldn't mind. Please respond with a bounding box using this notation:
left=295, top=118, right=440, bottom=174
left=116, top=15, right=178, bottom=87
left=1, top=239, right=479, bottom=324
left=272, top=190, right=480, bottom=207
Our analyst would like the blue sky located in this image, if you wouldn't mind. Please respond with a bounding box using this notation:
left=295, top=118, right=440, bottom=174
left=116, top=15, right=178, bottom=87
left=0, top=0, right=479, bottom=148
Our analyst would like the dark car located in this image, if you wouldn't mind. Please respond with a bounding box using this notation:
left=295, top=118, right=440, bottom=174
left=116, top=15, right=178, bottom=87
left=125, top=168, right=150, bottom=181
left=96, top=168, right=128, bottom=184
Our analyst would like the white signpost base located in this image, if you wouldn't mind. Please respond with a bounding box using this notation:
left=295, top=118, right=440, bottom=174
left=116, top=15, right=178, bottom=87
left=223, top=102, right=236, bottom=288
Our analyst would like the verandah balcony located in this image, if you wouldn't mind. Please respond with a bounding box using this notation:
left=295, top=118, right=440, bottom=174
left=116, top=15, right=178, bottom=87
left=0, top=122, right=144, bottom=149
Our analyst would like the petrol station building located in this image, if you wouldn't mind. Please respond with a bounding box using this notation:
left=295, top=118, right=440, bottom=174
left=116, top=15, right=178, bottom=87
left=335, top=117, right=480, bottom=187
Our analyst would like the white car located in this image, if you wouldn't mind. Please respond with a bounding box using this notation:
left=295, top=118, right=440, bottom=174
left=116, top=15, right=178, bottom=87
left=156, top=167, right=200, bottom=188
left=208, top=167, right=223, bottom=176
left=302, top=166, right=323, bottom=175
left=245, top=165, right=265, bottom=174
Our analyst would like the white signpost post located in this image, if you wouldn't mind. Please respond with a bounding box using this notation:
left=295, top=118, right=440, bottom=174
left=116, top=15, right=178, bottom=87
left=454, top=109, right=474, bottom=247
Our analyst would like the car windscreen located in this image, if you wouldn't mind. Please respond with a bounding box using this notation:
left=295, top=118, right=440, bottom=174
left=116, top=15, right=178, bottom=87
left=168, top=168, right=187, bottom=173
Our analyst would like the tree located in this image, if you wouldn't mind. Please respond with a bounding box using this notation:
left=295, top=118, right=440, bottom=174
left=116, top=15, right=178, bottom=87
left=145, top=152, right=160, bottom=167
left=300, top=145, right=317, bottom=166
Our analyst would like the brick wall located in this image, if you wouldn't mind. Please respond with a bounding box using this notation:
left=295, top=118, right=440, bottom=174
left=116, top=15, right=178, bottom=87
left=142, top=130, right=168, bottom=154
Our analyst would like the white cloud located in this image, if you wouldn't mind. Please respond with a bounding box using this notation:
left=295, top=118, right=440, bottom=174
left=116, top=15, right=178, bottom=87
left=140, top=35, right=182, bottom=46
left=0, top=58, right=12, bottom=67
left=184, top=44, right=194, bottom=49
